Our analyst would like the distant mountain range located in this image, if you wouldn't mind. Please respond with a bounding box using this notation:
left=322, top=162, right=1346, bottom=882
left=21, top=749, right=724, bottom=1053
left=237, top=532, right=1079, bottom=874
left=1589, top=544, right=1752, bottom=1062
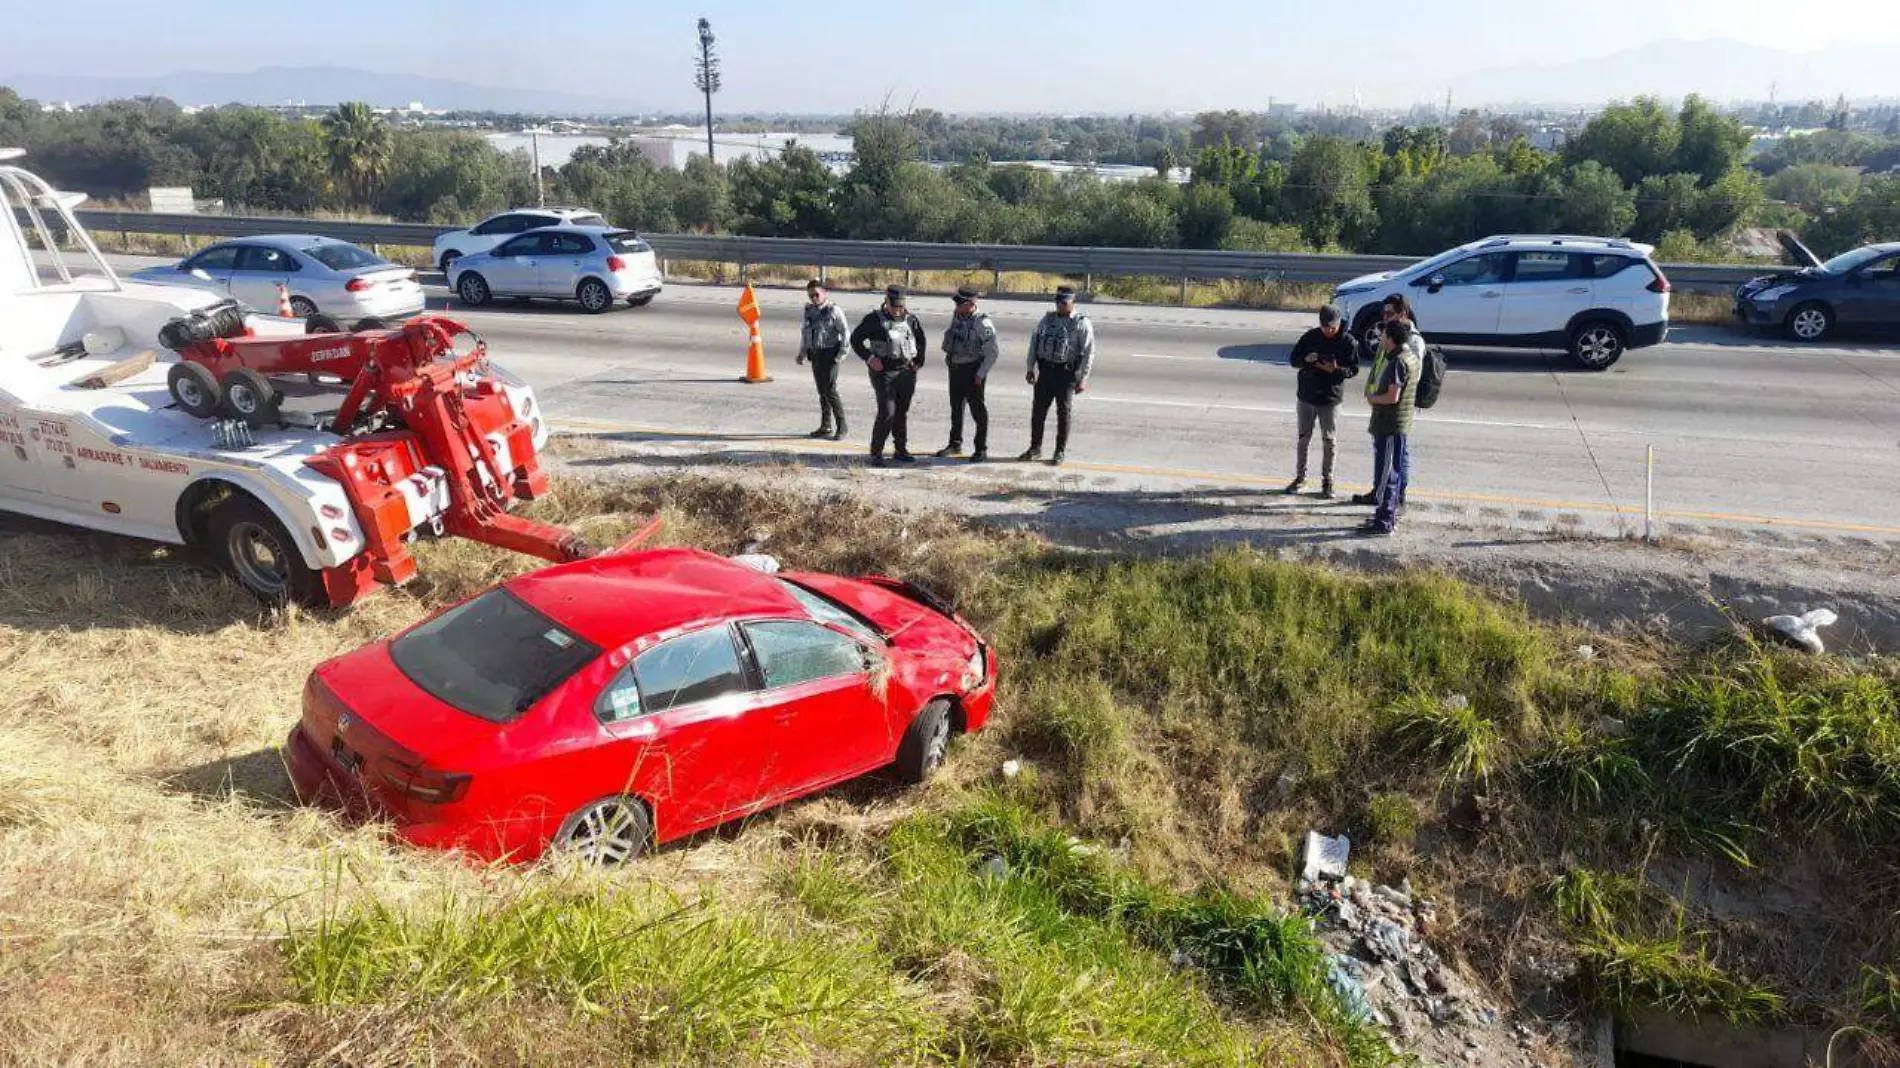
left=6, top=66, right=642, bottom=115
left=1444, top=39, right=1900, bottom=110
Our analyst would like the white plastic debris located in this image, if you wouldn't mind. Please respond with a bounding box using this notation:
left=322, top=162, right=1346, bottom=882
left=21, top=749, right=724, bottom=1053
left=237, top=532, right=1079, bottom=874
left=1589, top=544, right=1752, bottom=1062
left=1576, top=644, right=1597, bottom=661
left=1764, top=608, right=1838, bottom=655
left=82, top=327, right=125, bottom=355
left=729, top=553, right=781, bottom=574
left=1301, top=831, right=1351, bottom=882
left=1444, top=694, right=1470, bottom=712
left=1001, top=759, right=1022, bottom=779
left=978, top=854, right=1008, bottom=881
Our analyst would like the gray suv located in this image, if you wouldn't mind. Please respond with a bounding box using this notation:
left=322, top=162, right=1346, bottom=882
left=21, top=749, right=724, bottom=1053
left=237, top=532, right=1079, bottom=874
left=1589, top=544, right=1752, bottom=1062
left=1734, top=235, right=1900, bottom=342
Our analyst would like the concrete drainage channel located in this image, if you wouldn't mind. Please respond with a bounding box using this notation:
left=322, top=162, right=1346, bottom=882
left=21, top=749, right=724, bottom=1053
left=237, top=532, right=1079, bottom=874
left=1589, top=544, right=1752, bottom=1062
left=1614, top=1012, right=1873, bottom=1067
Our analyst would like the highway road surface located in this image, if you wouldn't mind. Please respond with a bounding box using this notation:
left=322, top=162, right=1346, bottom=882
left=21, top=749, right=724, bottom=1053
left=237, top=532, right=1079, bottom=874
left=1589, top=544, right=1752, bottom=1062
left=99, top=255, right=1900, bottom=541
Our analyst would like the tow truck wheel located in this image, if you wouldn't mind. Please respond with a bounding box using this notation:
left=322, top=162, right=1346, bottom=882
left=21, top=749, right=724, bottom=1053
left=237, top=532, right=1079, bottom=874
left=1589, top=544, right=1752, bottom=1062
left=305, top=314, right=343, bottom=335
left=350, top=317, right=389, bottom=332
left=220, top=368, right=280, bottom=428
left=167, top=362, right=222, bottom=418
left=207, top=496, right=319, bottom=606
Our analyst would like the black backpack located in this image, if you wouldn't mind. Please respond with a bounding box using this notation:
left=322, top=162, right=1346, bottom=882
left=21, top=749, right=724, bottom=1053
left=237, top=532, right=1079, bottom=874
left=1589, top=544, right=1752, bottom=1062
left=1415, top=345, right=1448, bottom=409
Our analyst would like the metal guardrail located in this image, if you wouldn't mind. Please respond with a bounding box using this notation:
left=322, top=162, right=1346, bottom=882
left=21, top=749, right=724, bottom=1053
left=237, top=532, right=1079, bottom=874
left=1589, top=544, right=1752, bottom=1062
left=73, top=210, right=1767, bottom=295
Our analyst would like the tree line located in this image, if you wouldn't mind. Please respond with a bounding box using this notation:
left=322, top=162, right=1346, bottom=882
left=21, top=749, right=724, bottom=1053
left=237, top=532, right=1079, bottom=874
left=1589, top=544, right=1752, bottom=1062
left=4, top=87, right=1896, bottom=260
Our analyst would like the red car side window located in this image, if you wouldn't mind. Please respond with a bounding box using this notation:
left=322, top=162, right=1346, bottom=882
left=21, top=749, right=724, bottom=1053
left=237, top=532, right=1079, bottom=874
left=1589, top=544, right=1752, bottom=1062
left=629, top=627, right=748, bottom=714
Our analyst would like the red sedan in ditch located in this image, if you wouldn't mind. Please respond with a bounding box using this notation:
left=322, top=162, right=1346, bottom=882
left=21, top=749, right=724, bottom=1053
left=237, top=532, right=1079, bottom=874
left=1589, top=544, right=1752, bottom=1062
left=286, top=548, right=995, bottom=863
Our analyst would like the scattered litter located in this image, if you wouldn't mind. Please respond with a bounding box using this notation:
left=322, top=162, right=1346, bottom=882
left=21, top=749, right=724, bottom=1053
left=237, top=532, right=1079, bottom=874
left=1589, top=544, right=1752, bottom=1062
left=1593, top=715, right=1628, bottom=738
left=740, top=528, right=773, bottom=554
left=1327, top=954, right=1374, bottom=1022
left=1001, top=759, right=1022, bottom=779
left=1443, top=693, right=1470, bottom=712
left=977, top=854, right=1008, bottom=881
left=1363, top=918, right=1409, bottom=962
left=729, top=553, right=781, bottom=573
left=1764, top=608, right=1838, bottom=654
left=1576, top=644, right=1597, bottom=661
left=1301, top=831, right=1351, bottom=881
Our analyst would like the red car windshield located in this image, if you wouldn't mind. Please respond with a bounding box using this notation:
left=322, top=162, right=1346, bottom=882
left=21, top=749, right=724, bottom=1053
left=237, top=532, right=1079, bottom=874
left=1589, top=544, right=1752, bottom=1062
left=389, top=589, right=601, bottom=723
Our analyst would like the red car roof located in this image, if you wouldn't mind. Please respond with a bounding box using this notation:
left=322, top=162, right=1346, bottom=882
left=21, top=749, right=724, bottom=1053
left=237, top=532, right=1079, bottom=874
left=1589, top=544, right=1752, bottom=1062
left=503, top=548, right=802, bottom=649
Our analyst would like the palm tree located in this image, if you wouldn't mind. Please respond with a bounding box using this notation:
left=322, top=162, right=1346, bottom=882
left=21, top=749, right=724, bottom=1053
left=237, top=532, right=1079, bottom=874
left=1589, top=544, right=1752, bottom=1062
left=320, top=102, right=393, bottom=208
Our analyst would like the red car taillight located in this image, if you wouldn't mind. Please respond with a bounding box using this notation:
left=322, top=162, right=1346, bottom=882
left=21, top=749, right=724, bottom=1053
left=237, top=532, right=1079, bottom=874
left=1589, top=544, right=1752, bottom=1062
left=1646, top=265, right=1672, bottom=293
left=377, top=762, right=473, bottom=804
left=345, top=277, right=372, bottom=292
left=605, top=255, right=628, bottom=272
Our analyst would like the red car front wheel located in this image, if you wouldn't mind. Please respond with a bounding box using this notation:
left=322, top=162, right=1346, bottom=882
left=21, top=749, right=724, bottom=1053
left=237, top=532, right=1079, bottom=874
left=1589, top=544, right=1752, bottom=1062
left=895, top=698, right=954, bottom=785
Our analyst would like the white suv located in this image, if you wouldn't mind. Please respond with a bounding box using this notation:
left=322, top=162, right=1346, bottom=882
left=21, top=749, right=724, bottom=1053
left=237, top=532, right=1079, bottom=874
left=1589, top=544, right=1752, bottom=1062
left=432, top=207, right=608, bottom=273
left=1331, top=236, right=1673, bottom=370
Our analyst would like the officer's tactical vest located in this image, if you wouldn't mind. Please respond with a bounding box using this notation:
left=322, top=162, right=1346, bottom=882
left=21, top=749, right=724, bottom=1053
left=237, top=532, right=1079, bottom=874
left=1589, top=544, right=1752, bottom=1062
left=878, top=314, right=918, bottom=364
left=1034, top=314, right=1087, bottom=366
left=946, top=313, right=991, bottom=363
left=803, top=302, right=845, bottom=350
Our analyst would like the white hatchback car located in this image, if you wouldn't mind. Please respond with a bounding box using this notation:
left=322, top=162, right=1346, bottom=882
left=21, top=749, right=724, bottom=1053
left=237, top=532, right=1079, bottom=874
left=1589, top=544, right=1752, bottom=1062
left=432, top=207, right=607, bottom=273
left=1331, top=236, right=1672, bottom=370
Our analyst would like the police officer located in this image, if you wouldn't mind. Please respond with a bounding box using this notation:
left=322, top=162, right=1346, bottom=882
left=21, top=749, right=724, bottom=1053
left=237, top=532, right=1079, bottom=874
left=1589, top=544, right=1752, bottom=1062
left=1019, top=285, right=1095, bottom=466
left=797, top=279, right=850, bottom=440
left=934, top=285, right=999, bottom=462
left=849, top=285, right=928, bottom=467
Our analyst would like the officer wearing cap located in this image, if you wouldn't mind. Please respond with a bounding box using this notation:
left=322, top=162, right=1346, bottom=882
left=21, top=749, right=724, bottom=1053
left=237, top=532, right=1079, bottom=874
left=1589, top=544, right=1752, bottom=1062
left=1019, top=285, right=1095, bottom=466
left=934, top=285, right=999, bottom=462
left=849, top=285, right=928, bottom=466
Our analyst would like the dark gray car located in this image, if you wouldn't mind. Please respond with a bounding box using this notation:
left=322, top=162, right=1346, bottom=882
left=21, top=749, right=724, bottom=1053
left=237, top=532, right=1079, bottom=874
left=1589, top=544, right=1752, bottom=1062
left=1734, top=235, right=1900, bottom=342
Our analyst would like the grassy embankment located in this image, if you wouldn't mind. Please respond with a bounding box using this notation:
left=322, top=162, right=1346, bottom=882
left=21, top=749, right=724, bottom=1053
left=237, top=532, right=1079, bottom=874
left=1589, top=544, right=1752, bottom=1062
left=2, top=470, right=1896, bottom=1066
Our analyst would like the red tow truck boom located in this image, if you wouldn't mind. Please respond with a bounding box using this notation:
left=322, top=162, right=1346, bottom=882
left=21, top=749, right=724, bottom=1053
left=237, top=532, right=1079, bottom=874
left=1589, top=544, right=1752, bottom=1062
left=162, top=310, right=597, bottom=605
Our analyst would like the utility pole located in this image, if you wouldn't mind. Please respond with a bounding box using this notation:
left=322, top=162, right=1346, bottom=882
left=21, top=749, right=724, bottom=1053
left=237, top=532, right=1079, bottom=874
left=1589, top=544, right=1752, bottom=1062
left=695, top=17, right=721, bottom=162
left=530, top=127, right=545, bottom=207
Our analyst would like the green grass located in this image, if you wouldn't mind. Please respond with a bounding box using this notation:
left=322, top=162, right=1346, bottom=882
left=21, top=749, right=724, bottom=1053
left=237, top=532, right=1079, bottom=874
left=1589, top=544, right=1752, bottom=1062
left=286, top=875, right=938, bottom=1063
left=1574, top=927, right=1786, bottom=1026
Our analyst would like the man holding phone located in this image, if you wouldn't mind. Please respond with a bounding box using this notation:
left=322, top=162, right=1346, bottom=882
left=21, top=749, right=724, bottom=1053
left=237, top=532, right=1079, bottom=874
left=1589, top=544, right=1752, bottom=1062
left=1285, top=304, right=1359, bottom=498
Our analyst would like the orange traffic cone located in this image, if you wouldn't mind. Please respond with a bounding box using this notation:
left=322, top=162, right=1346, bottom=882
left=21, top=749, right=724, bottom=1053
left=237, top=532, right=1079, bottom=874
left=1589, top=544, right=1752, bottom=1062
left=737, top=283, right=771, bottom=383
left=276, top=282, right=295, bottom=318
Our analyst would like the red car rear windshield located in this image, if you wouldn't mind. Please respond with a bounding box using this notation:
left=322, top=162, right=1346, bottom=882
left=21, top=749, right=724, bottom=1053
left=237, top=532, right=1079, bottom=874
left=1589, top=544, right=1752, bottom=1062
left=389, top=589, right=601, bottom=723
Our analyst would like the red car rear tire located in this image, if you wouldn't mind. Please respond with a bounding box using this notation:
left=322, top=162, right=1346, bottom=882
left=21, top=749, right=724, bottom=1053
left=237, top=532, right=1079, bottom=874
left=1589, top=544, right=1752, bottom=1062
left=894, top=698, right=954, bottom=785
left=554, top=796, right=653, bottom=865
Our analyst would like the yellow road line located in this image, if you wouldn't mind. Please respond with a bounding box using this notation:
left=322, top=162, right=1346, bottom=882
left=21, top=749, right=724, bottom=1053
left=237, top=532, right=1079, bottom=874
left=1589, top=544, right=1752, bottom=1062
left=552, top=417, right=1900, bottom=538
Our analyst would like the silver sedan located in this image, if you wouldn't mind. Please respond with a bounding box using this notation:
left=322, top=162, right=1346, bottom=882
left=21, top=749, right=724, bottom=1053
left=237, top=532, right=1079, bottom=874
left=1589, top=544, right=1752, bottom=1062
left=132, top=235, right=426, bottom=325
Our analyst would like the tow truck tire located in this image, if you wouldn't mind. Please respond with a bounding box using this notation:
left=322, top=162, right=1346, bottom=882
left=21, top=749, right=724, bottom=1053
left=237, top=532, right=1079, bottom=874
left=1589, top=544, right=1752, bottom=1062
left=577, top=278, right=613, bottom=314
left=305, top=314, right=343, bottom=335
left=220, top=368, right=280, bottom=428
left=350, top=317, right=389, bottom=332
left=168, top=362, right=222, bottom=418
left=207, top=495, right=321, bottom=607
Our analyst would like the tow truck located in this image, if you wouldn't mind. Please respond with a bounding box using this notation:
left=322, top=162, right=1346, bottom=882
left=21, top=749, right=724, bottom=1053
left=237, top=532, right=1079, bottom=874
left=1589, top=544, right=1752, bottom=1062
left=0, top=149, right=593, bottom=606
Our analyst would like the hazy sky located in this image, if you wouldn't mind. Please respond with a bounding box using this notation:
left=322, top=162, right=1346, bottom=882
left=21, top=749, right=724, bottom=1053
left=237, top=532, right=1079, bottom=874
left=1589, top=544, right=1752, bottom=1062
left=6, top=0, right=1899, bottom=112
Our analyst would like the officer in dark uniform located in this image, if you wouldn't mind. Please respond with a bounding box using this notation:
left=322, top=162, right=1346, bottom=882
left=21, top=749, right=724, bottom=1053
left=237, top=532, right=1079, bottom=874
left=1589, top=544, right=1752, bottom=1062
left=1019, top=285, right=1096, bottom=466
left=797, top=279, right=850, bottom=439
left=935, top=285, right=1000, bottom=462
left=849, top=285, right=928, bottom=467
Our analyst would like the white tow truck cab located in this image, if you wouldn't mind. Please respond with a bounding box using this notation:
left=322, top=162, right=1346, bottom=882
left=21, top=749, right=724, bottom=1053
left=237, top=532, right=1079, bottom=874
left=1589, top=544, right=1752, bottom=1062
left=0, top=149, right=551, bottom=604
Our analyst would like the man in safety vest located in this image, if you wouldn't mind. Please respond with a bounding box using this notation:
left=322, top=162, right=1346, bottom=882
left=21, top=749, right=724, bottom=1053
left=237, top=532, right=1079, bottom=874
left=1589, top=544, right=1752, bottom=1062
left=849, top=285, right=929, bottom=467
left=934, top=285, right=1000, bottom=462
left=1018, top=285, right=1095, bottom=466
